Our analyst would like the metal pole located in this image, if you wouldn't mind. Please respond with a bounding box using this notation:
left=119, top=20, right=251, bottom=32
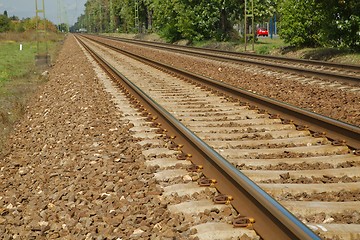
left=251, top=0, right=254, bottom=51
left=244, top=0, right=254, bottom=52
left=110, top=0, right=115, bottom=32
left=35, top=0, right=50, bottom=66
left=57, top=0, right=61, bottom=31
left=270, top=16, right=273, bottom=39
left=244, top=0, right=247, bottom=51
left=99, top=0, right=102, bottom=33
left=135, top=0, right=139, bottom=33
left=35, top=0, right=39, bottom=52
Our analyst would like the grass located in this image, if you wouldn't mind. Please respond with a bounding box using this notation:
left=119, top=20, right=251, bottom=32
left=0, top=42, right=38, bottom=83
left=190, top=36, right=289, bottom=56
left=0, top=32, right=64, bottom=156
left=254, top=36, right=287, bottom=54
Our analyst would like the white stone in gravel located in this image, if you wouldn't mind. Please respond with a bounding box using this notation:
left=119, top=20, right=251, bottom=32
left=18, top=167, right=28, bottom=175
left=183, top=174, right=193, bottom=182
left=6, top=203, right=14, bottom=209
left=323, top=217, right=335, bottom=224
left=154, top=222, right=162, bottom=231
left=100, top=193, right=111, bottom=199
left=38, top=221, right=49, bottom=227
left=47, top=203, right=55, bottom=210
left=307, top=224, right=360, bottom=239
left=131, top=228, right=144, bottom=236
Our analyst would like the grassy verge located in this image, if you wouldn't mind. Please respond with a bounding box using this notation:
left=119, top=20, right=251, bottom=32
left=0, top=32, right=64, bottom=156
left=0, top=42, right=38, bottom=83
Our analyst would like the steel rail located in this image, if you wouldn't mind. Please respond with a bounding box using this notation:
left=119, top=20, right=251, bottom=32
left=75, top=34, right=321, bottom=240
left=109, top=36, right=360, bottom=70
left=81, top=34, right=360, bottom=150
left=98, top=35, right=360, bottom=85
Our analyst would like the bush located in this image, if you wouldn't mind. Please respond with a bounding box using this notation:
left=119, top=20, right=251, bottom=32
left=0, top=14, right=11, bottom=32
left=279, top=0, right=360, bottom=50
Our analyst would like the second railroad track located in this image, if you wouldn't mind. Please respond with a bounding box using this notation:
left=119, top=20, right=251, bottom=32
left=75, top=34, right=360, bottom=240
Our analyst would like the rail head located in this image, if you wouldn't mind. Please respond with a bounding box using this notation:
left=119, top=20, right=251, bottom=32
left=99, top=34, right=360, bottom=74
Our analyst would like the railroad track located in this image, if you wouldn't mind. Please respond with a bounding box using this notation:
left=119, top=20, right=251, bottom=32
left=75, top=34, right=360, bottom=240
left=96, top=34, right=360, bottom=87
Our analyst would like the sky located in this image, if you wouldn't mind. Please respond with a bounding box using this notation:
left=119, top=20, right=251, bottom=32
left=0, top=0, right=87, bottom=25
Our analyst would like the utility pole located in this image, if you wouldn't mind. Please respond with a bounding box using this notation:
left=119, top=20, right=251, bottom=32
left=57, top=0, right=61, bottom=31
left=63, top=6, right=69, bottom=32
left=35, top=0, right=50, bottom=66
left=110, top=0, right=115, bottom=32
left=75, top=0, right=78, bottom=29
left=87, top=10, right=90, bottom=32
left=99, top=0, right=103, bottom=33
left=135, top=0, right=139, bottom=33
left=56, top=0, right=69, bottom=32
left=244, top=0, right=254, bottom=52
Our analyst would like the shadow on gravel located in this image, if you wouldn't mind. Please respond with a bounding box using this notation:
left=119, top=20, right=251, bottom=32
left=301, top=48, right=351, bottom=61
left=280, top=46, right=353, bottom=61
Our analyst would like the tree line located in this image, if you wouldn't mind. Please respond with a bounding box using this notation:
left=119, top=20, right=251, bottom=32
left=0, top=11, right=60, bottom=33
left=280, top=0, right=359, bottom=50
left=74, top=0, right=359, bottom=50
left=1, top=0, right=358, bottom=50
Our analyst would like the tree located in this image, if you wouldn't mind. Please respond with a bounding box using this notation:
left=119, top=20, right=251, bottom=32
left=76, top=0, right=277, bottom=42
left=58, top=23, right=69, bottom=32
left=316, top=0, right=360, bottom=50
left=9, top=15, right=19, bottom=21
left=0, top=14, right=10, bottom=32
left=152, top=0, right=240, bottom=42
left=278, top=0, right=323, bottom=47
left=151, top=0, right=180, bottom=41
left=279, top=0, right=360, bottom=50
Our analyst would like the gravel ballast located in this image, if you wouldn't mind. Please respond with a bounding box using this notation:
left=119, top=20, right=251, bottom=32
left=99, top=37, right=359, bottom=127
left=0, top=35, right=180, bottom=239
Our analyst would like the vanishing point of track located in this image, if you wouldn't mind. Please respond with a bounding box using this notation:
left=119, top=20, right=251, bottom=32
left=75, top=34, right=360, bottom=240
